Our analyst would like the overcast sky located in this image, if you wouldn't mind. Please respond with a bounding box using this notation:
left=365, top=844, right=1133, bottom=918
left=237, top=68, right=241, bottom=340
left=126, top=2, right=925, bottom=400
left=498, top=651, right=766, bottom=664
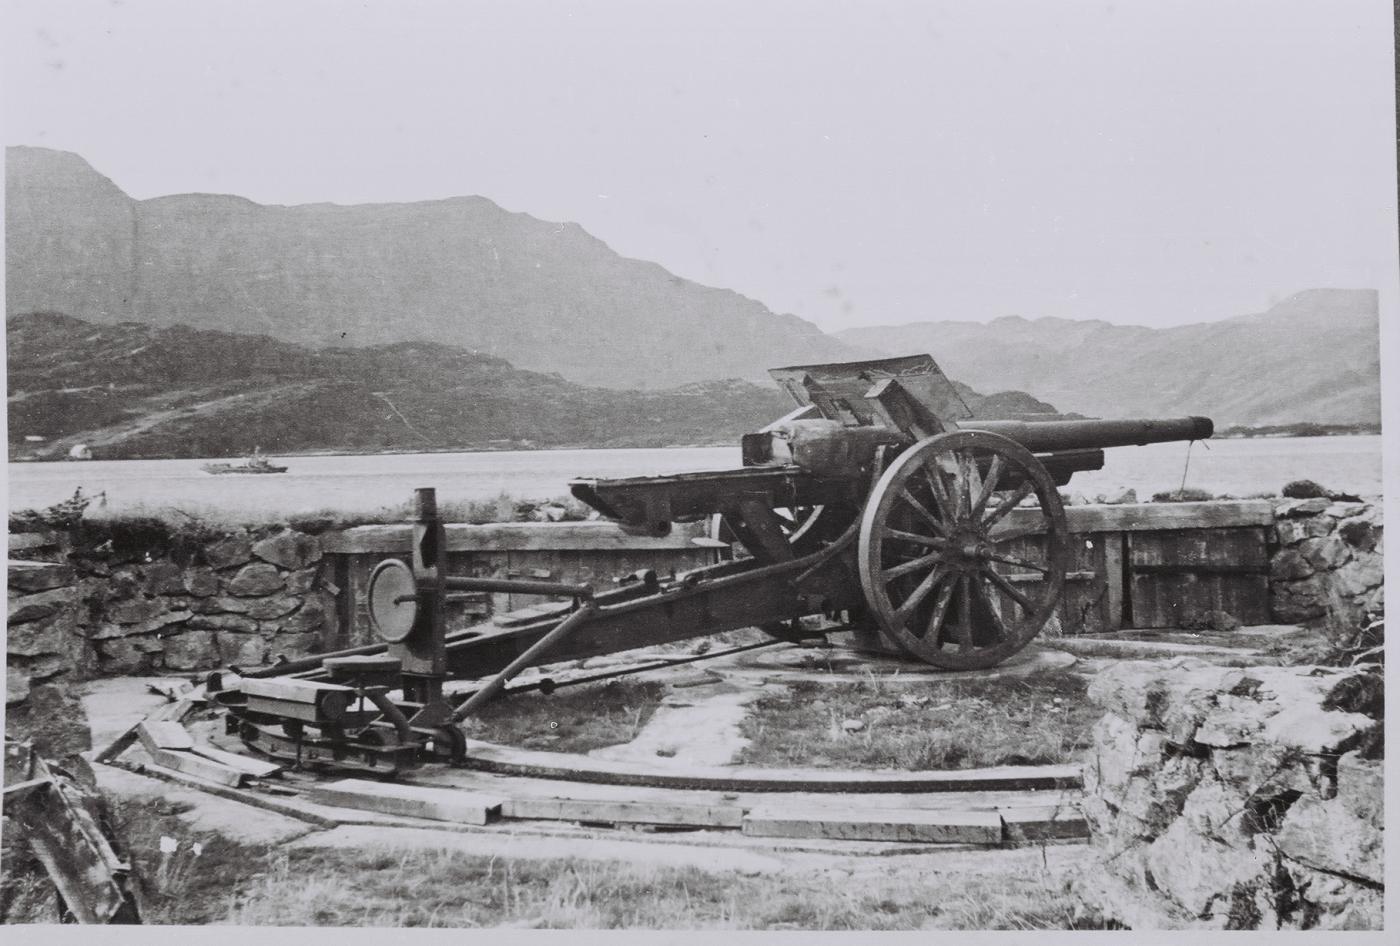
left=3, top=0, right=1396, bottom=332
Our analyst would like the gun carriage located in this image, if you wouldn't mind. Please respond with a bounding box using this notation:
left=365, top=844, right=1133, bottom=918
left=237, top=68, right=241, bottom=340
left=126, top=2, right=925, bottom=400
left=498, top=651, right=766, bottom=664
left=212, top=355, right=1212, bottom=776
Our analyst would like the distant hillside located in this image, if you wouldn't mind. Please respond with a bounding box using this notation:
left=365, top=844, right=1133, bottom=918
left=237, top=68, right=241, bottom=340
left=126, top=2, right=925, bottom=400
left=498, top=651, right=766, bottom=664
left=7, top=313, right=1055, bottom=460
left=5, top=146, right=868, bottom=390
left=837, top=289, right=1381, bottom=426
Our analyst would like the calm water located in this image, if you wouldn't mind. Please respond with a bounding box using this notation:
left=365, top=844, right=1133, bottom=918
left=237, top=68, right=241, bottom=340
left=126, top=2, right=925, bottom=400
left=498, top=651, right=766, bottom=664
left=6, top=435, right=1385, bottom=521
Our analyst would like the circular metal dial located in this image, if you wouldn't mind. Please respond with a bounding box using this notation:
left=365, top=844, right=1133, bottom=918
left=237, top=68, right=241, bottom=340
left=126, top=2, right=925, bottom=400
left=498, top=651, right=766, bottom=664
left=366, top=558, right=418, bottom=643
left=857, top=430, right=1068, bottom=670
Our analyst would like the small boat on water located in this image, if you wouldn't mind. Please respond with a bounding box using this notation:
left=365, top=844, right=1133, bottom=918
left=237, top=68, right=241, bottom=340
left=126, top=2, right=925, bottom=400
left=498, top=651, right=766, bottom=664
left=202, top=448, right=287, bottom=475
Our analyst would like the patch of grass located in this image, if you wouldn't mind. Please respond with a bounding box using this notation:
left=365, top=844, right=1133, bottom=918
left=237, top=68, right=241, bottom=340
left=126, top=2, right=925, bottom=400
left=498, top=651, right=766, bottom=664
left=224, top=846, right=1085, bottom=929
left=455, top=679, right=667, bottom=753
left=737, top=669, right=1096, bottom=770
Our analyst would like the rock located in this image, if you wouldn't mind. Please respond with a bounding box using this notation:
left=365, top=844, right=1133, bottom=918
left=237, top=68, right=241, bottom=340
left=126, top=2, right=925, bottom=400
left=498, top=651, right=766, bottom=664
left=1275, top=795, right=1382, bottom=885
left=227, top=563, right=284, bottom=597
left=1336, top=516, right=1377, bottom=551
left=252, top=531, right=322, bottom=571
left=1273, top=519, right=1309, bottom=545
left=1283, top=864, right=1383, bottom=930
left=96, top=635, right=163, bottom=674
left=8, top=585, right=75, bottom=624
left=1330, top=553, right=1383, bottom=597
left=6, top=606, right=77, bottom=656
left=1210, top=743, right=1316, bottom=797
left=183, top=567, right=220, bottom=597
left=186, top=613, right=259, bottom=634
left=840, top=718, right=865, bottom=733
left=216, top=633, right=268, bottom=666
left=1322, top=502, right=1366, bottom=520
left=1258, top=702, right=1377, bottom=757
left=1269, top=576, right=1328, bottom=623
left=1105, top=488, right=1138, bottom=505
left=264, top=631, right=323, bottom=660
left=1276, top=498, right=1331, bottom=517
left=238, top=593, right=302, bottom=621
left=204, top=533, right=254, bottom=569
left=7, top=562, right=75, bottom=593
left=1193, top=708, right=1262, bottom=748
left=285, top=567, right=319, bottom=594
left=142, top=561, right=185, bottom=595
left=1143, top=816, right=1274, bottom=919
left=278, top=597, right=328, bottom=634
left=108, top=595, right=167, bottom=625
left=1334, top=751, right=1381, bottom=829
left=6, top=665, right=31, bottom=704
left=1298, top=536, right=1351, bottom=571
left=161, top=630, right=219, bottom=671
left=1269, top=549, right=1314, bottom=581
left=88, top=609, right=192, bottom=639
left=1179, top=609, right=1241, bottom=632
left=1117, top=753, right=1204, bottom=834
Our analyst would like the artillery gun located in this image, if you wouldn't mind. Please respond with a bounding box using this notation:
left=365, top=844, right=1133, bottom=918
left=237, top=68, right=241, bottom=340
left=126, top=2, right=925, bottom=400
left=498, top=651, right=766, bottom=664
left=212, top=354, right=1211, bottom=776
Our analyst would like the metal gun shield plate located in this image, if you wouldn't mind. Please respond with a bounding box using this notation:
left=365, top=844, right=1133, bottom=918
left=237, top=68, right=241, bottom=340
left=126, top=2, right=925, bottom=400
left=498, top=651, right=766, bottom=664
left=857, top=430, right=1068, bottom=669
left=367, top=558, right=418, bottom=643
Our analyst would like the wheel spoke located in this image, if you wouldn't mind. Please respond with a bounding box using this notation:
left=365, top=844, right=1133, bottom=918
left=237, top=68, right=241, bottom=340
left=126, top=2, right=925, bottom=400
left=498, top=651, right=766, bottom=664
left=955, top=451, right=979, bottom=519
left=921, top=576, right=957, bottom=640
left=920, top=461, right=958, bottom=521
left=954, top=575, right=975, bottom=649
left=883, top=550, right=944, bottom=581
left=970, top=455, right=1004, bottom=519
left=885, top=528, right=947, bottom=549
left=986, top=523, right=1049, bottom=545
left=969, top=577, right=1009, bottom=644
left=893, top=564, right=951, bottom=626
left=899, top=489, right=948, bottom=536
left=985, top=565, right=1037, bottom=613
left=980, top=481, right=1035, bottom=531
left=986, top=553, right=1049, bottom=573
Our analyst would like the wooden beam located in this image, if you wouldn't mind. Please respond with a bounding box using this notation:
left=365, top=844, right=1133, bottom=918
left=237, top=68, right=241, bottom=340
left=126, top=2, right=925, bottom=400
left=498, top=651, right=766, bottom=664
left=147, top=748, right=246, bottom=788
left=189, top=744, right=283, bottom=779
left=503, top=797, right=745, bottom=828
left=321, top=521, right=719, bottom=554
left=742, top=806, right=1003, bottom=844
left=999, top=805, right=1089, bottom=842
left=307, top=779, right=504, bottom=825
left=136, top=721, right=194, bottom=753
left=1003, top=500, right=1273, bottom=536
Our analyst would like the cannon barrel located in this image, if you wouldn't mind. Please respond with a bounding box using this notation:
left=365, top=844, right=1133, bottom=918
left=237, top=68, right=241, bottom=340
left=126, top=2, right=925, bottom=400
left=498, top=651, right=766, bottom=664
left=961, top=416, right=1212, bottom=453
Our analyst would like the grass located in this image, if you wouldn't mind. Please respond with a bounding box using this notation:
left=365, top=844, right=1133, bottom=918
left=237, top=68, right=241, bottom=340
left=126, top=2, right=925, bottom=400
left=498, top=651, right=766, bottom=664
left=4, top=787, right=1099, bottom=929
left=737, top=668, right=1096, bottom=771
left=454, top=679, right=667, bottom=753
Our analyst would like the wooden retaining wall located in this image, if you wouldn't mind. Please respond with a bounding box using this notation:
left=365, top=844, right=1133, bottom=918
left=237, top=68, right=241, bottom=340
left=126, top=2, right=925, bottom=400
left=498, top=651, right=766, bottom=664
left=1007, top=500, right=1275, bottom=633
left=320, top=521, right=728, bottom=647
left=320, top=501, right=1275, bottom=643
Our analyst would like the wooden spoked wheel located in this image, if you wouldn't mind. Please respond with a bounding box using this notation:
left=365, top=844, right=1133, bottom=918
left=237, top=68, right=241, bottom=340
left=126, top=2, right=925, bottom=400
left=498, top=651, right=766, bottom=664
left=857, top=430, right=1068, bottom=669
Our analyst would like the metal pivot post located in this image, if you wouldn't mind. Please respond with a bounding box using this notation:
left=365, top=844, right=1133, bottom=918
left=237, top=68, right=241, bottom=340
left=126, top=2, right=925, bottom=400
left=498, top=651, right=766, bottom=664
left=396, top=487, right=448, bottom=708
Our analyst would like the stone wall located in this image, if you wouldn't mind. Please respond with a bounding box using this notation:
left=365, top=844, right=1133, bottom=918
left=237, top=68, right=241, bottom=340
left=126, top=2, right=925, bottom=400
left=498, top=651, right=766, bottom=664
left=1075, top=659, right=1382, bottom=930
left=1270, top=498, right=1383, bottom=627
left=7, top=560, right=84, bottom=705
left=7, top=526, right=336, bottom=704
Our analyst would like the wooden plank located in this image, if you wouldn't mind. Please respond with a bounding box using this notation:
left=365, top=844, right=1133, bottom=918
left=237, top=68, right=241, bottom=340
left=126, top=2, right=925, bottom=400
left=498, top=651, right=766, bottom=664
left=503, top=796, right=745, bottom=827
left=307, top=778, right=504, bottom=825
left=241, top=677, right=350, bottom=702
left=999, top=805, right=1089, bottom=842
left=120, top=760, right=338, bottom=828
left=1127, top=527, right=1269, bottom=627
left=742, top=806, right=1003, bottom=844
left=148, top=748, right=246, bottom=787
left=136, top=721, right=194, bottom=753
left=1002, top=500, right=1274, bottom=536
left=462, top=742, right=1082, bottom=792
left=189, top=743, right=284, bottom=778
left=1102, top=531, right=1124, bottom=631
left=322, top=521, right=716, bottom=554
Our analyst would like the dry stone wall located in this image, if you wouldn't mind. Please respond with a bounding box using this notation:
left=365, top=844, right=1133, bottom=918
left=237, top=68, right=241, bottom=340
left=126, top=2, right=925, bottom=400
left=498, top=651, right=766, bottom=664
left=1075, top=658, right=1383, bottom=930
left=7, top=526, right=336, bottom=704
left=1269, top=498, right=1383, bottom=627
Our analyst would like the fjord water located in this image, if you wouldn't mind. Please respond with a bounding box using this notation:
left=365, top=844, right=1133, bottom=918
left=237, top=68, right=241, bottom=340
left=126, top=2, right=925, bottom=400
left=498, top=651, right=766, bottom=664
left=6, top=436, right=1385, bottom=521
